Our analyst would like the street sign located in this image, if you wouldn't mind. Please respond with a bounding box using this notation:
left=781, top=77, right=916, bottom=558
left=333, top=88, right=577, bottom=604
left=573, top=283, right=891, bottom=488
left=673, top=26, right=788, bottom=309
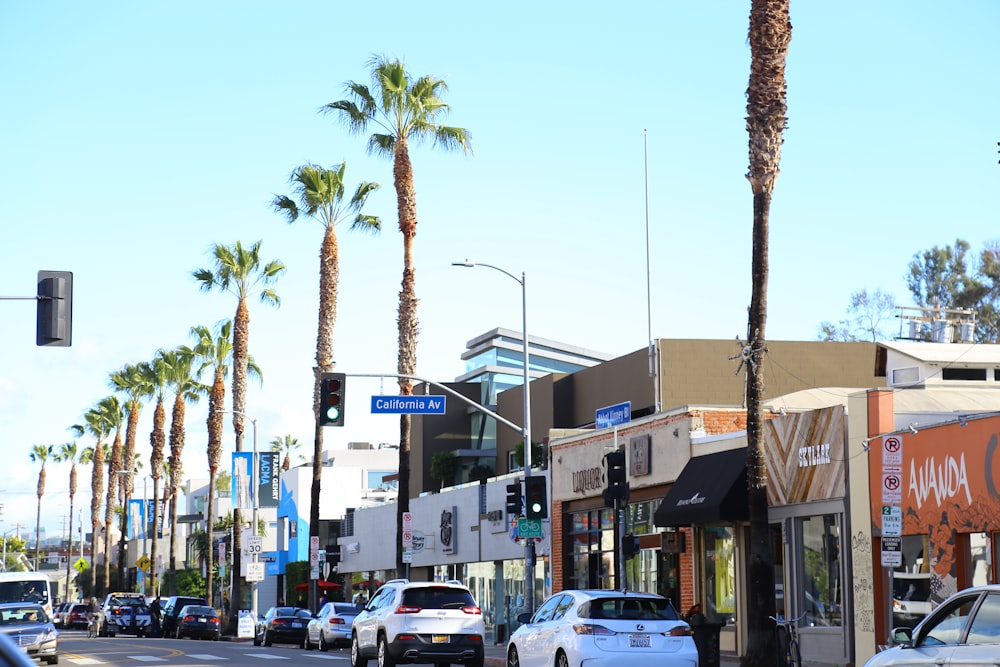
left=136, top=555, right=151, bottom=572
left=74, top=557, right=88, bottom=573
left=402, top=529, right=413, bottom=547
left=596, top=401, right=631, bottom=429
left=882, top=472, right=902, bottom=504
left=371, top=395, right=447, bottom=415
left=881, top=536, right=902, bottom=567
left=246, top=562, right=265, bottom=582
left=247, top=536, right=263, bottom=554
left=881, top=505, right=902, bottom=537
left=403, top=512, right=413, bottom=530
left=518, top=518, right=543, bottom=539
left=402, top=549, right=413, bottom=564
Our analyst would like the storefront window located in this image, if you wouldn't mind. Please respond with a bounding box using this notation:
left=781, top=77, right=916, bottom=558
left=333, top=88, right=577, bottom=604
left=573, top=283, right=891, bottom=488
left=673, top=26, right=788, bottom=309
left=567, top=507, right=617, bottom=590
left=801, top=514, right=842, bottom=627
left=703, top=525, right=736, bottom=624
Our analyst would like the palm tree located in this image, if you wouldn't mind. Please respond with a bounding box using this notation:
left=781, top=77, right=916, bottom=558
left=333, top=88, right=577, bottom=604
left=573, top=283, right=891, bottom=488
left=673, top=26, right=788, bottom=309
left=160, top=347, right=206, bottom=595
left=28, top=444, right=54, bottom=570
left=744, top=2, right=791, bottom=665
left=269, top=434, right=303, bottom=471
left=73, top=406, right=110, bottom=597
left=109, top=362, right=154, bottom=586
left=273, top=161, right=380, bottom=556
left=326, top=55, right=471, bottom=575
left=55, top=440, right=84, bottom=599
left=98, top=395, right=124, bottom=594
left=147, top=352, right=170, bottom=596
left=193, top=240, right=284, bottom=613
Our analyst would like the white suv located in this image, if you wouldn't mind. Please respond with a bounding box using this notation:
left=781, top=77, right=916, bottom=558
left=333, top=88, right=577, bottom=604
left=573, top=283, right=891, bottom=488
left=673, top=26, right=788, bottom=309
left=351, top=579, right=485, bottom=667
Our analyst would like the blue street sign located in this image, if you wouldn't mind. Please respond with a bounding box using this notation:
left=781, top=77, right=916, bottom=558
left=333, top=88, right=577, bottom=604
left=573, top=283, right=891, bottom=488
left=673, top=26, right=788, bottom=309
left=371, top=395, right=447, bottom=415
left=595, top=401, right=631, bottom=428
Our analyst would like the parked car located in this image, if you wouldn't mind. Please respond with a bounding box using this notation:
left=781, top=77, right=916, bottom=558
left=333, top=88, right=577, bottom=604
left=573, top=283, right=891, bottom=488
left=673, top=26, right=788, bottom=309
left=254, top=606, right=311, bottom=647
left=161, top=596, right=208, bottom=638
left=892, top=572, right=934, bottom=628
left=0, top=602, right=59, bottom=665
left=351, top=578, right=485, bottom=667
left=63, top=603, right=91, bottom=630
left=506, top=590, right=696, bottom=667
left=306, top=602, right=361, bottom=651
left=50, top=603, right=69, bottom=629
left=101, top=592, right=151, bottom=637
left=174, top=604, right=222, bottom=640
left=864, top=584, right=1000, bottom=667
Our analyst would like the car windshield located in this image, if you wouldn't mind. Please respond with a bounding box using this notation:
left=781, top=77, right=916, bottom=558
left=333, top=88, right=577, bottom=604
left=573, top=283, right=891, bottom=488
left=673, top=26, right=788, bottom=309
left=183, top=606, right=214, bottom=616
left=0, top=607, right=47, bottom=624
left=582, top=597, right=680, bottom=621
left=401, top=587, right=476, bottom=609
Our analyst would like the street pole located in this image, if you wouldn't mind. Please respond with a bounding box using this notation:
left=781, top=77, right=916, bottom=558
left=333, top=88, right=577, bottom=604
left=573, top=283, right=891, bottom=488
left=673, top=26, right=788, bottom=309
left=452, top=260, right=535, bottom=614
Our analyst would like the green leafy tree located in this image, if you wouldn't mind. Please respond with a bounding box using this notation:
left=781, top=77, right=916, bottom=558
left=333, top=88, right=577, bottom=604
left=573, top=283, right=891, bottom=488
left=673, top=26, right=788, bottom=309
left=99, top=395, right=124, bottom=597
left=269, top=434, right=304, bottom=471
left=28, top=444, right=54, bottom=571
left=146, top=352, right=170, bottom=596
left=326, top=55, right=471, bottom=576
left=429, top=451, right=458, bottom=489
left=73, top=404, right=111, bottom=597
left=55, top=440, right=85, bottom=599
left=743, top=1, right=791, bottom=665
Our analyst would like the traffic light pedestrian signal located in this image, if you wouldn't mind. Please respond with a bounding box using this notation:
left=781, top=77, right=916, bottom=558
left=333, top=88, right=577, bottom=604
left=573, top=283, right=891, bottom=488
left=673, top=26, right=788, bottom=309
left=603, top=449, right=628, bottom=507
left=524, top=475, right=548, bottom=519
left=320, top=372, right=346, bottom=426
left=505, top=482, right=522, bottom=516
left=36, top=270, right=73, bottom=347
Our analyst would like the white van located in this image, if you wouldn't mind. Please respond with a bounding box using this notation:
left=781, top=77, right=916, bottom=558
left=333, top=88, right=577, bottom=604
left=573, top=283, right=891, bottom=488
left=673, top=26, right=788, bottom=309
left=0, top=572, right=54, bottom=617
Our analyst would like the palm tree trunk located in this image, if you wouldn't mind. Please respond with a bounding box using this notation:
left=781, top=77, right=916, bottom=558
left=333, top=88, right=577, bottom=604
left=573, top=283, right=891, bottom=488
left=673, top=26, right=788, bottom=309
left=150, top=477, right=161, bottom=596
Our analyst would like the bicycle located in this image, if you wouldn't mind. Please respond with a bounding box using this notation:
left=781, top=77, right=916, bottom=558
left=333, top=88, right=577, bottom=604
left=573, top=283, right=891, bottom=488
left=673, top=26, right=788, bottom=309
left=87, top=613, right=101, bottom=639
left=768, top=612, right=806, bottom=667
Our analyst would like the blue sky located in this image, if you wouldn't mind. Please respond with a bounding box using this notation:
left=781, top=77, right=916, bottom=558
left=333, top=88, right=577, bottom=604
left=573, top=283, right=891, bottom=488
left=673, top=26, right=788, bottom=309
left=2, top=1, right=998, bottom=537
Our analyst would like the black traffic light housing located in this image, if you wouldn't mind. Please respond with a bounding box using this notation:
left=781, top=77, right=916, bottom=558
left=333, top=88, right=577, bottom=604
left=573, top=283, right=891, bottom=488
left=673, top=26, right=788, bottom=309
left=603, top=449, right=628, bottom=507
left=505, top=481, right=522, bottom=517
left=524, top=475, right=548, bottom=519
left=36, top=270, right=73, bottom=347
left=320, top=372, right=346, bottom=426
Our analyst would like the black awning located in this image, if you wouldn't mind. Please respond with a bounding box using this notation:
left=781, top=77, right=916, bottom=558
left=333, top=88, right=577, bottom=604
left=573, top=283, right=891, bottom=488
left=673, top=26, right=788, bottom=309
left=654, top=447, right=749, bottom=527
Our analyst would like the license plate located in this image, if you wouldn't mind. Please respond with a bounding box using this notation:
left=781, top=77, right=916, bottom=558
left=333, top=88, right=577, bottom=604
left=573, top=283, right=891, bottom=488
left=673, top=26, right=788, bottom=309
left=432, top=635, right=450, bottom=643
left=197, top=617, right=206, bottom=622
left=292, top=622, right=302, bottom=628
left=628, top=634, right=651, bottom=648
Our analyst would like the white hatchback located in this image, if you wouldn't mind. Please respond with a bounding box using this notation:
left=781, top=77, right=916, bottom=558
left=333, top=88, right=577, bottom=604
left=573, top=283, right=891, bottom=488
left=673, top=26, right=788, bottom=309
left=506, top=590, right=697, bottom=667
left=351, top=579, right=485, bottom=667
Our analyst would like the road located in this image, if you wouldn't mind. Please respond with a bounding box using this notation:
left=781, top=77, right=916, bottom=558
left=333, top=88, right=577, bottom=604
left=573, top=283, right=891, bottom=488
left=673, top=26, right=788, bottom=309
left=58, top=629, right=509, bottom=666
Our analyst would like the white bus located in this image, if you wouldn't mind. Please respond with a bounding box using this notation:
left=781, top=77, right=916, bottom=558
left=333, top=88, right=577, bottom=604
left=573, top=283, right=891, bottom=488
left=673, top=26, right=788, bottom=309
left=0, top=572, right=54, bottom=617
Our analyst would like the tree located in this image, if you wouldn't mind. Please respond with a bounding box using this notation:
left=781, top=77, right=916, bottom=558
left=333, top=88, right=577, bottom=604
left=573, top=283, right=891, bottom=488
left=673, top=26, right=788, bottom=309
left=73, top=405, right=110, bottom=597
left=98, top=395, right=124, bottom=596
left=818, top=289, right=897, bottom=342
left=429, top=451, right=458, bottom=489
left=109, top=362, right=154, bottom=586
left=55, top=440, right=84, bottom=599
left=28, top=444, right=54, bottom=571
left=273, top=162, right=380, bottom=599
left=146, top=352, right=170, bottom=596
left=269, top=434, right=304, bottom=471
left=326, top=55, right=471, bottom=576
left=743, top=1, right=790, bottom=665
left=193, top=240, right=284, bottom=618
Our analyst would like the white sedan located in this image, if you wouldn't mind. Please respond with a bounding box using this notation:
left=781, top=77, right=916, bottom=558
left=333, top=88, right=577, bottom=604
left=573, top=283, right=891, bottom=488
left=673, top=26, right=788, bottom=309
left=506, top=590, right=698, bottom=667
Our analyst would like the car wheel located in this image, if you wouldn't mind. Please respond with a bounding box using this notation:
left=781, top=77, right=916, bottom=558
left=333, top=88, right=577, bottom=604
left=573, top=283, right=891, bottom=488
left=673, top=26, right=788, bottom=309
left=46, top=657, right=58, bottom=665
left=351, top=634, right=368, bottom=667
left=507, top=646, right=519, bottom=667
left=253, top=633, right=262, bottom=647
left=555, top=650, right=569, bottom=667
left=264, top=630, right=274, bottom=647
left=319, top=632, right=329, bottom=652
left=177, top=628, right=184, bottom=639
left=377, top=635, right=396, bottom=667
left=304, top=633, right=313, bottom=650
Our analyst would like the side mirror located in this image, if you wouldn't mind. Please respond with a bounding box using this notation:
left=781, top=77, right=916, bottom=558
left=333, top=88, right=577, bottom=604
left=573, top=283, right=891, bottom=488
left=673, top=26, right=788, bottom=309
left=891, top=627, right=913, bottom=647
left=516, top=612, right=533, bottom=624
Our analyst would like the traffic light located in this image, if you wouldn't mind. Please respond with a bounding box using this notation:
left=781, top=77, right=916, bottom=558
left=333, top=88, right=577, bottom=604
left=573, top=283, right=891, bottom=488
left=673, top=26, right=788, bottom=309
left=505, top=482, right=522, bottom=516
left=524, top=475, right=548, bottom=519
left=319, top=372, right=346, bottom=426
left=622, top=533, right=640, bottom=559
left=603, top=449, right=628, bottom=507
left=36, top=270, right=73, bottom=347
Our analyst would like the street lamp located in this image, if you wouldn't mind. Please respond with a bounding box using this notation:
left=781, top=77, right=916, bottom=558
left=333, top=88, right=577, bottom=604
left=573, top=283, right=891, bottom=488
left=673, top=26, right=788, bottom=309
left=452, top=260, right=535, bottom=613
left=216, top=410, right=260, bottom=620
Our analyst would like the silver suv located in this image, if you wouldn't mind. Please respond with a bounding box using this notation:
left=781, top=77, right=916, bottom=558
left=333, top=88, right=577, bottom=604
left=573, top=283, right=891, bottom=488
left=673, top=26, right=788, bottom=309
left=351, top=579, right=485, bottom=667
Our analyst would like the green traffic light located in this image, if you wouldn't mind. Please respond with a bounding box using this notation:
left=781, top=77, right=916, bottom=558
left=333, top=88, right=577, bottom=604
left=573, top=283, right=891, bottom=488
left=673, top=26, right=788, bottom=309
left=326, top=406, right=341, bottom=421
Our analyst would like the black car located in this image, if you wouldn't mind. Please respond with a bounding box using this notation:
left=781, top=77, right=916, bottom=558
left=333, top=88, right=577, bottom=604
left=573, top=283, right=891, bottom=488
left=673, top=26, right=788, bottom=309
left=0, top=602, right=59, bottom=665
left=253, top=606, right=311, bottom=647
left=174, top=604, right=222, bottom=640
left=161, top=596, right=208, bottom=638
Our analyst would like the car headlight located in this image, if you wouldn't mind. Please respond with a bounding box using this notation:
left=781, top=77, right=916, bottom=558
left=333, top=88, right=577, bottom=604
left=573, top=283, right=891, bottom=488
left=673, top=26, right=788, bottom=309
left=40, top=628, right=59, bottom=642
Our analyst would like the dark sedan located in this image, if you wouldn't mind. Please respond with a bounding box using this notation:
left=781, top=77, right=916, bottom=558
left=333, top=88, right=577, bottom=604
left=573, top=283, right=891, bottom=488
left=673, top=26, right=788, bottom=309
left=254, top=606, right=311, bottom=647
left=0, top=602, right=59, bottom=665
left=174, top=605, right=221, bottom=640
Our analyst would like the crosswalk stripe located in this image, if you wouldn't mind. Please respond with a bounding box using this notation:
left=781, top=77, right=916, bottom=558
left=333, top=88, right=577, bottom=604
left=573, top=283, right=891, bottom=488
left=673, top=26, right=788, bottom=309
left=187, top=655, right=228, bottom=660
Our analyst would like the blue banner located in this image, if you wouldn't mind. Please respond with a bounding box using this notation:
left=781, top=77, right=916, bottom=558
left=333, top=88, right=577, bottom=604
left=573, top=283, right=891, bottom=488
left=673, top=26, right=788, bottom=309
left=127, top=499, right=146, bottom=539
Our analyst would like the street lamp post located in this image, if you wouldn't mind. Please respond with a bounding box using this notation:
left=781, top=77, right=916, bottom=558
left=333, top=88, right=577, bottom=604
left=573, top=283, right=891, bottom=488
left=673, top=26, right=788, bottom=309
left=452, top=260, right=535, bottom=613
left=216, top=410, right=260, bottom=620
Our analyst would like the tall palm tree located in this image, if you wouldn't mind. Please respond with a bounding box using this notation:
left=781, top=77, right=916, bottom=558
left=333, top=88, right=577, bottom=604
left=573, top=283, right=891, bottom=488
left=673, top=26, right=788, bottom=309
left=162, top=347, right=207, bottom=595
left=269, top=434, right=303, bottom=471
left=744, top=1, right=791, bottom=665
left=98, top=396, right=124, bottom=594
left=73, top=406, right=110, bottom=596
left=55, top=441, right=84, bottom=599
left=193, top=240, right=284, bottom=613
left=326, top=55, right=471, bottom=575
left=147, top=352, right=170, bottom=596
left=273, top=161, right=380, bottom=560
left=28, top=444, right=54, bottom=570
left=110, top=362, right=154, bottom=586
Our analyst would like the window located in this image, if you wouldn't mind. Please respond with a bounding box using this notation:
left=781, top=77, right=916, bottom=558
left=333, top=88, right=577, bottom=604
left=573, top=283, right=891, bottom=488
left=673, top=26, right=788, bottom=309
left=918, top=595, right=977, bottom=646
left=966, top=592, right=1000, bottom=644
left=703, top=526, right=735, bottom=624
left=801, top=515, right=842, bottom=627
